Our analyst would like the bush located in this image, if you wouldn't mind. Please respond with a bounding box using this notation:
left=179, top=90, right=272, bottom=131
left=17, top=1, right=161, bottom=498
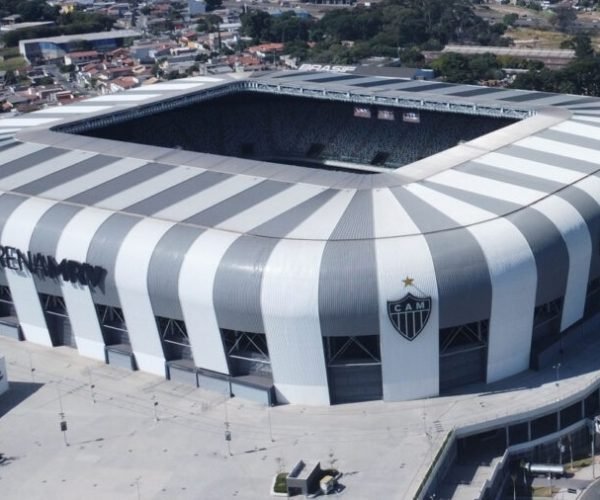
left=273, top=472, right=288, bottom=494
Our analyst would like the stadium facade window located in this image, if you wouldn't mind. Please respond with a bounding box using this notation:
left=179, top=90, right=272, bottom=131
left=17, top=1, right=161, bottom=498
left=95, top=304, right=130, bottom=347
left=221, top=329, right=272, bottom=378
left=585, top=278, right=600, bottom=317
left=530, top=297, right=564, bottom=368
left=156, top=316, right=193, bottom=362
left=533, top=298, right=563, bottom=329
left=39, top=293, right=75, bottom=348
left=439, top=320, right=489, bottom=393
left=439, top=321, right=489, bottom=355
left=323, top=335, right=381, bottom=366
left=323, top=336, right=383, bottom=404
left=0, top=285, right=15, bottom=317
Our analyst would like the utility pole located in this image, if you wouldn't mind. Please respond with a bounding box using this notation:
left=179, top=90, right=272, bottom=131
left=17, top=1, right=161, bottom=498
left=224, top=389, right=232, bottom=456
left=57, top=382, right=69, bottom=447
left=88, top=367, right=96, bottom=404
left=592, top=427, right=596, bottom=479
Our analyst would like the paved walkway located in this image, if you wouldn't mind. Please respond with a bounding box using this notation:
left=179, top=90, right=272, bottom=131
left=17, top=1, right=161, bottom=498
left=2, top=332, right=600, bottom=500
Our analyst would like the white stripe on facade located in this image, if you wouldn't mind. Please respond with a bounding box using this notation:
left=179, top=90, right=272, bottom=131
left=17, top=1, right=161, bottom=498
left=372, top=188, right=440, bottom=400
left=476, top=152, right=584, bottom=185
left=40, top=158, right=149, bottom=200
left=0, top=117, right=60, bottom=127
left=179, top=230, right=239, bottom=374
left=517, top=136, right=600, bottom=165
left=35, top=105, right=112, bottom=114
left=0, top=142, right=47, bottom=165
left=94, top=164, right=200, bottom=211
left=215, top=183, right=326, bottom=232
left=407, top=183, right=537, bottom=383
left=427, top=169, right=542, bottom=206
left=0, top=150, right=97, bottom=191
left=551, top=120, right=600, bottom=140
left=89, top=94, right=161, bottom=102
left=115, top=218, right=176, bottom=375
left=152, top=174, right=261, bottom=221
left=534, top=196, right=592, bottom=330
left=0, top=197, right=58, bottom=347
left=56, top=208, right=115, bottom=360
left=129, top=83, right=205, bottom=91
left=261, top=189, right=355, bottom=404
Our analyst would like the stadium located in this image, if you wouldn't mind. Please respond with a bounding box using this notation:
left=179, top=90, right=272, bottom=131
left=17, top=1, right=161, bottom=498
left=0, top=70, right=599, bottom=406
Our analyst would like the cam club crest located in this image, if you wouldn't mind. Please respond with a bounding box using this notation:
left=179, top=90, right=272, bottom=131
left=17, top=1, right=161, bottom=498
left=387, top=290, right=432, bottom=341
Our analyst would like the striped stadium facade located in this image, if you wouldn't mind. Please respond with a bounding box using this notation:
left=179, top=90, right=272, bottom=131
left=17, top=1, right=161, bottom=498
left=0, top=71, right=599, bottom=405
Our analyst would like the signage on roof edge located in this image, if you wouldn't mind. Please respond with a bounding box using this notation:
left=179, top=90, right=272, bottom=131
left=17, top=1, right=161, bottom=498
left=298, top=63, right=356, bottom=73
left=0, top=245, right=105, bottom=288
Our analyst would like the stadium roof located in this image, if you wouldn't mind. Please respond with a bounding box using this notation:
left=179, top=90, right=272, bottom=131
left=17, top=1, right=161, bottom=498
left=1, top=70, right=599, bottom=243
left=18, top=29, right=141, bottom=45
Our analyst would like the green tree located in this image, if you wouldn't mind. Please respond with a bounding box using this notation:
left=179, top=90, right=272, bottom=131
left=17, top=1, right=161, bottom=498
left=549, top=5, right=577, bottom=33
left=561, top=34, right=595, bottom=59
left=502, top=13, right=519, bottom=27
left=240, top=10, right=271, bottom=43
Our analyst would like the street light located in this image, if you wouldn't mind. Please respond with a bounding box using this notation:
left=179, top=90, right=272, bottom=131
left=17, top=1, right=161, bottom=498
left=553, top=363, right=561, bottom=402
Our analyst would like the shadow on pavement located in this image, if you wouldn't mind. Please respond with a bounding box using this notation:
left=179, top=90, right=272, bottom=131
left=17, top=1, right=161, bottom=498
left=0, top=381, right=44, bottom=418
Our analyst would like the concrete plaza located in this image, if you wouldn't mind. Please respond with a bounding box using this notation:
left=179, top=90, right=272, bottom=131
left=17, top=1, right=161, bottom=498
left=2, top=332, right=600, bottom=500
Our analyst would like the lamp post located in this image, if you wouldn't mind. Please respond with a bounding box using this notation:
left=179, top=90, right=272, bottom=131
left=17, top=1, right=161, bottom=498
left=553, top=363, right=561, bottom=402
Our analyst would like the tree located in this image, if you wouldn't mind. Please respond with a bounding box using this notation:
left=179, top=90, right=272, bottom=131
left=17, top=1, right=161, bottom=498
left=240, top=10, right=271, bottom=43
left=511, top=68, right=558, bottom=92
left=196, top=14, right=221, bottom=34
left=502, top=13, right=519, bottom=27
left=561, top=34, right=594, bottom=60
left=550, top=5, right=577, bottom=33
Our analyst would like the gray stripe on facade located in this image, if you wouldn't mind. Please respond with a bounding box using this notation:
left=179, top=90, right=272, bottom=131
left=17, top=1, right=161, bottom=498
left=572, top=118, right=600, bottom=128
left=87, top=213, right=140, bottom=307
left=557, top=97, right=600, bottom=106
left=505, top=209, right=569, bottom=306
left=213, top=235, right=279, bottom=334
left=148, top=224, right=205, bottom=321
left=319, top=190, right=380, bottom=336
left=422, top=181, right=522, bottom=215
left=450, top=87, right=507, bottom=98
left=391, top=186, right=492, bottom=328
left=421, top=180, right=570, bottom=307
left=15, top=155, right=118, bottom=196
left=499, top=145, right=600, bottom=174
left=250, top=189, right=337, bottom=238
left=389, top=186, right=462, bottom=234
left=538, top=129, right=600, bottom=152
left=400, top=82, right=455, bottom=92
left=68, top=162, right=172, bottom=205
left=125, top=171, right=230, bottom=216
left=0, top=147, right=65, bottom=180
left=457, top=162, right=565, bottom=193
left=185, top=180, right=290, bottom=227
left=213, top=190, right=340, bottom=333
left=28, top=203, right=83, bottom=295
left=501, top=92, right=555, bottom=102
left=554, top=186, right=600, bottom=281
left=0, top=193, right=28, bottom=286
left=571, top=112, right=600, bottom=117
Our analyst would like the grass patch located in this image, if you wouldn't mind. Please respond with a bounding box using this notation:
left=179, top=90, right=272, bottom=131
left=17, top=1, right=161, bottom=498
left=0, top=47, right=20, bottom=59
left=509, top=27, right=570, bottom=49
left=0, top=56, right=27, bottom=72
left=274, top=472, right=288, bottom=494
left=531, top=485, right=554, bottom=497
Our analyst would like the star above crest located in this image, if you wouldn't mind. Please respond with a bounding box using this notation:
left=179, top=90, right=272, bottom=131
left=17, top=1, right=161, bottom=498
left=402, top=276, right=414, bottom=287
